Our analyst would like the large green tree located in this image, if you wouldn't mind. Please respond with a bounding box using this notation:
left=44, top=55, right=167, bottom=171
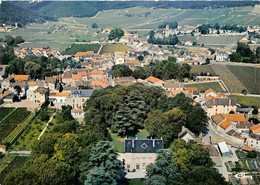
left=112, top=64, right=132, bottom=78
left=85, top=141, right=125, bottom=184
left=146, top=149, right=180, bottom=185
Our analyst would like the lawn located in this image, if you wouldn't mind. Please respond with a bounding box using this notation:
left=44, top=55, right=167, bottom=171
left=227, top=65, right=260, bottom=94
left=190, top=65, right=216, bottom=75
left=63, top=43, right=101, bottom=55
left=100, top=44, right=129, bottom=54
left=185, top=82, right=223, bottom=92
left=110, top=129, right=149, bottom=153
left=228, top=95, right=260, bottom=107
left=128, top=178, right=146, bottom=185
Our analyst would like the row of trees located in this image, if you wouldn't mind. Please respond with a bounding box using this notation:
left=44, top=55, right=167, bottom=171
left=85, top=84, right=208, bottom=147
left=148, top=31, right=179, bottom=45
left=112, top=57, right=191, bottom=81
left=198, top=23, right=247, bottom=34
left=229, top=43, right=260, bottom=63
left=158, top=21, right=178, bottom=29
left=147, top=139, right=227, bottom=185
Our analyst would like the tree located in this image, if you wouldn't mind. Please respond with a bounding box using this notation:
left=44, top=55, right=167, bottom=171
left=91, top=23, right=98, bottom=28
left=146, top=149, right=180, bottom=185
left=229, top=52, right=242, bottom=62
left=242, top=89, right=248, bottom=95
left=252, top=107, right=258, bottom=115
left=171, top=139, right=214, bottom=173
left=144, top=108, right=187, bottom=147
left=24, top=61, right=42, bottom=79
left=137, top=55, right=144, bottom=61
left=183, top=166, right=228, bottom=185
left=133, top=66, right=150, bottom=79
left=108, top=28, right=124, bottom=41
left=112, top=64, right=132, bottom=78
left=85, top=141, right=125, bottom=184
left=236, top=43, right=253, bottom=57
left=112, top=90, right=146, bottom=136
left=256, top=47, right=260, bottom=58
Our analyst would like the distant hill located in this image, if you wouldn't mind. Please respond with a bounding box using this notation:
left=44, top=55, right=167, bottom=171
left=1, top=1, right=260, bottom=25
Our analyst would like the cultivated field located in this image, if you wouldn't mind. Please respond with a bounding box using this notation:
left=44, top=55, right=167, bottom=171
left=0, top=6, right=259, bottom=50
left=190, top=65, right=216, bottom=75
left=227, top=65, right=260, bottom=94
left=184, top=82, right=223, bottom=92
left=228, top=95, right=260, bottom=107
left=100, top=44, right=129, bottom=54
left=63, top=43, right=101, bottom=55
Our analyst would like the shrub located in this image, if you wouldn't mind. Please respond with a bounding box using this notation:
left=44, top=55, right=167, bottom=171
left=247, top=151, right=257, bottom=158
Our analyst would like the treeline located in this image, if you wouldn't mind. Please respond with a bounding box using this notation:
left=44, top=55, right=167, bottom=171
left=158, top=21, right=178, bottom=29
left=0, top=2, right=53, bottom=26
left=14, top=1, right=260, bottom=19
left=112, top=57, right=191, bottom=81
left=198, top=23, right=247, bottom=34
left=229, top=43, right=260, bottom=63
left=85, top=84, right=208, bottom=147
left=148, top=31, right=179, bottom=45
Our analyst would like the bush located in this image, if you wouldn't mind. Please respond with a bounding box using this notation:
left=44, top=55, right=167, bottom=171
left=39, top=111, right=50, bottom=122
left=252, top=108, right=258, bottom=115
left=247, top=151, right=257, bottom=158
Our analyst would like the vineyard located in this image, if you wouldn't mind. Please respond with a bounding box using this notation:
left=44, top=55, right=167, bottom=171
left=184, top=82, right=223, bottom=92
left=190, top=65, right=216, bottom=75
left=100, top=44, right=129, bottom=54
left=211, top=65, right=246, bottom=93
left=0, top=156, right=28, bottom=184
left=228, top=95, right=260, bottom=107
left=0, top=108, right=31, bottom=143
left=62, top=43, right=101, bottom=55
left=0, top=108, right=15, bottom=122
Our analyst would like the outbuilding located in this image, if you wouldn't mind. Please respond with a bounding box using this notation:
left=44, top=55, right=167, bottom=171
left=218, top=142, right=230, bottom=157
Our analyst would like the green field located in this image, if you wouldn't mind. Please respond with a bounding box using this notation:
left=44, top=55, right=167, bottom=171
left=100, top=44, right=129, bottom=54
left=62, top=43, right=101, bottom=55
left=110, top=129, right=149, bottom=153
left=228, top=95, right=260, bottom=107
left=0, top=6, right=259, bottom=49
left=227, top=65, right=260, bottom=94
left=190, top=65, right=216, bottom=75
left=185, top=82, right=223, bottom=92
left=0, top=108, right=15, bottom=122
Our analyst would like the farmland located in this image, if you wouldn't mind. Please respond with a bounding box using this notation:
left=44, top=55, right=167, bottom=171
left=0, top=6, right=259, bottom=49
left=0, top=108, right=15, bottom=122
left=190, top=65, right=216, bottom=75
left=100, top=44, right=129, bottom=54
left=227, top=65, right=260, bottom=94
left=0, top=155, right=28, bottom=184
left=0, top=108, right=31, bottom=143
left=184, top=82, right=223, bottom=92
left=228, top=95, right=260, bottom=107
left=63, top=43, right=101, bottom=55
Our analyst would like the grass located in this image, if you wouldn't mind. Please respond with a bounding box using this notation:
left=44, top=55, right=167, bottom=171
left=110, top=129, right=149, bottom=153
left=100, top=44, right=129, bottom=54
left=185, top=82, right=223, bottom=92
left=190, top=65, right=216, bottom=75
left=2, top=113, right=34, bottom=144
left=228, top=95, right=260, bottom=107
left=128, top=178, right=146, bottom=185
left=227, top=65, right=260, bottom=94
left=63, top=43, right=101, bottom=55
left=12, top=109, right=55, bottom=150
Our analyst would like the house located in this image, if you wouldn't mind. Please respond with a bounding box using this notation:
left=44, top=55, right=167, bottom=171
left=9, top=82, right=28, bottom=98
left=216, top=50, right=229, bottom=62
left=145, top=76, right=165, bottom=87
left=0, top=65, right=8, bottom=80
left=178, top=126, right=195, bottom=142
left=14, top=75, right=30, bottom=82
left=49, top=92, right=70, bottom=109
left=206, top=98, right=236, bottom=117
left=71, top=109, right=84, bottom=124
left=218, top=142, right=230, bottom=157
left=67, top=89, right=94, bottom=109
left=119, top=138, right=163, bottom=174
left=27, top=86, right=48, bottom=103
left=163, top=82, right=184, bottom=91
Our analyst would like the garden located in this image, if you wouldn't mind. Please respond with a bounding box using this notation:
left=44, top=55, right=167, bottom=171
left=0, top=108, right=15, bottom=122
left=228, top=95, right=260, bottom=108
left=0, top=108, right=31, bottom=143
left=11, top=109, right=56, bottom=150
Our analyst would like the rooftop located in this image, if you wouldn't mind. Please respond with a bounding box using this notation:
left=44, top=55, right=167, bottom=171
left=125, top=139, right=163, bottom=153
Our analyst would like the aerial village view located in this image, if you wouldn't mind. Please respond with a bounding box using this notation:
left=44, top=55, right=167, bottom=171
left=0, top=1, right=260, bottom=185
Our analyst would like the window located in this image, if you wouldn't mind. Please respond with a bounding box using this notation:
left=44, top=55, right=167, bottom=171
left=127, top=165, right=130, bottom=169
left=136, top=165, right=139, bottom=169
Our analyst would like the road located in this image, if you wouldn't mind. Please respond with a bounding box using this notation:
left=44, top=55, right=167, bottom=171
left=37, top=109, right=57, bottom=140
